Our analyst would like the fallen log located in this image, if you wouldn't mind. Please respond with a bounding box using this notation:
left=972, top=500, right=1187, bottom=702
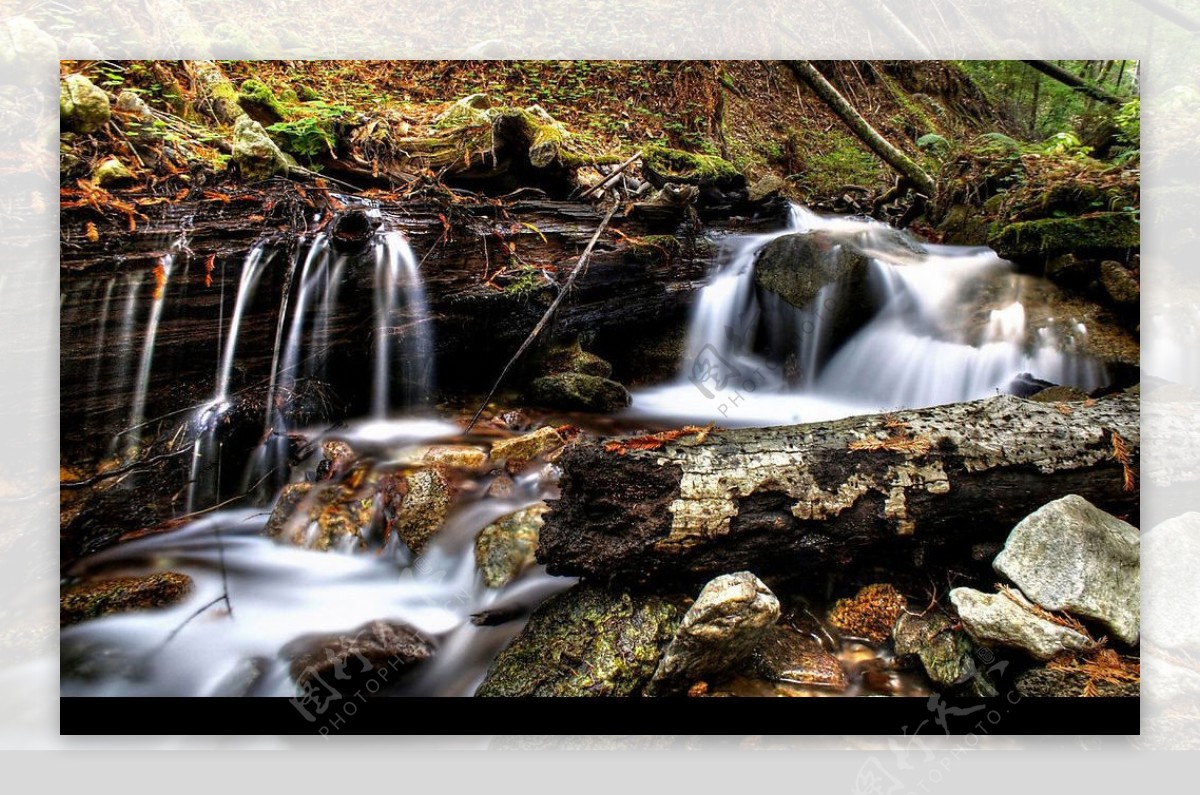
left=538, top=392, right=1139, bottom=585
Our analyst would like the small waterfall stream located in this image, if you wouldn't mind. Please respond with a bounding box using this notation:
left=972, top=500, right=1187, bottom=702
left=631, top=206, right=1107, bottom=426
left=60, top=203, right=1118, bottom=700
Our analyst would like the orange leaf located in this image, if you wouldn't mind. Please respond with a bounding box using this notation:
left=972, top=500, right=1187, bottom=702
left=204, top=255, right=215, bottom=289
left=84, top=221, right=99, bottom=243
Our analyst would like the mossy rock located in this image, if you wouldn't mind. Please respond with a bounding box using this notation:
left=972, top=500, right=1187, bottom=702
left=988, top=212, right=1139, bottom=263
left=642, top=145, right=744, bottom=190
left=475, top=504, right=545, bottom=588
left=232, top=115, right=291, bottom=181
left=476, top=583, right=685, bottom=696
left=238, top=78, right=290, bottom=124
left=61, top=572, right=193, bottom=626
left=893, top=610, right=997, bottom=697
left=93, top=156, right=135, bottom=188
left=60, top=74, right=110, bottom=134
left=527, top=372, right=630, bottom=413
left=535, top=338, right=613, bottom=378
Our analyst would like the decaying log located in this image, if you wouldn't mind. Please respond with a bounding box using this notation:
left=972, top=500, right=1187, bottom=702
left=538, top=393, right=1140, bottom=585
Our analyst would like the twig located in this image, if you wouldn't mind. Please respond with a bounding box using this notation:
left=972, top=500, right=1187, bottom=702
left=579, top=150, right=643, bottom=200
left=464, top=200, right=620, bottom=432
left=60, top=447, right=192, bottom=489
left=155, top=595, right=227, bottom=649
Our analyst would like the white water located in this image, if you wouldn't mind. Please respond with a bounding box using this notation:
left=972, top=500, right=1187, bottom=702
left=630, top=206, right=1107, bottom=426
left=187, top=218, right=434, bottom=511
left=64, top=421, right=569, bottom=698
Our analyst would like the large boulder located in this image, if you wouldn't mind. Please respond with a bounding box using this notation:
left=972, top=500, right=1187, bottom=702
left=993, top=494, right=1139, bottom=645
left=60, top=74, right=111, bottom=134
left=988, top=212, right=1139, bottom=265
left=950, top=587, right=1096, bottom=661
left=476, top=584, right=683, bottom=696
left=527, top=372, right=630, bottom=413
left=232, top=115, right=290, bottom=181
left=752, top=232, right=877, bottom=362
left=646, top=571, right=780, bottom=695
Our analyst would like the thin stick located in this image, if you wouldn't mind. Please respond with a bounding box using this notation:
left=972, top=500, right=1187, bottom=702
left=464, top=200, right=620, bottom=432
left=579, top=150, right=643, bottom=199
left=61, top=447, right=192, bottom=489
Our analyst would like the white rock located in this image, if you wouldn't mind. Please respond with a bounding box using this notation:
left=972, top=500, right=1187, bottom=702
left=950, top=587, right=1095, bottom=661
left=993, top=494, right=1139, bottom=644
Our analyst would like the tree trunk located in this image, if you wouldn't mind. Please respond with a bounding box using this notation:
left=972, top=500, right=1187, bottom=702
left=1020, top=60, right=1126, bottom=107
left=784, top=60, right=936, bottom=197
left=538, top=393, right=1139, bottom=586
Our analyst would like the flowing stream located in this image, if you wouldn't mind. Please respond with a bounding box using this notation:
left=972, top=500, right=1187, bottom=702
left=61, top=204, right=1112, bottom=698
left=630, top=206, right=1105, bottom=426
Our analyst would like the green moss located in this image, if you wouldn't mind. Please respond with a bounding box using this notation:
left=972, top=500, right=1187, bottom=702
left=238, top=78, right=290, bottom=121
left=476, top=584, right=684, bottom=696
left=625, top=234, right=682, bottom=264
left=788, top=126, right=885, bottom=196
left=502, top=266, right=547, bottom=297
left=642, top=144, right=742, bottom=187
left=988, top=212, right=1139, bottom=260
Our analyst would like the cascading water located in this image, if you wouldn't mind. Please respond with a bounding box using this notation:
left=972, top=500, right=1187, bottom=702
left=185, top=213, right=435, bottom=512
left=631, top=205, right=1107, bottom=426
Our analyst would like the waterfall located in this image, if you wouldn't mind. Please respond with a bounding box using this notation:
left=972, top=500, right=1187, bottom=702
left=633, top=205, right=1108, bottom=426
left=185, top=216, right=433, bottom=511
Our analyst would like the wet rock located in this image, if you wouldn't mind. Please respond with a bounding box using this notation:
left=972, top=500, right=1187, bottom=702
left=753, top=232, right=877, bottom=359
left=476, top=584, right=683, bottom=697
left=380, top=466, right=455, bottom=555
left=488, top=426, right=565, bottom=470
left=742, top=625, right=847, bottom=691
left=315, top=440, right=356, bottom=481
left=1005, top=372, right=1056, bottom=398
left=1015, top=664, right=1138, bottom=697
left=60, top=74, right=111, bottom=134
left=1045, top=253, right=1098, bottom=290
left=826, top=583, right=908, bottom=643
left=1029, top=385, right=1091, bottom=403
left=527, top=372, right=631, bottom=413
left=1101, top=260, right=1140, bottom=306
left=210, top=657, right=270, bottom=697
left=93, top=156, right=134, bottom=188
left=988, top=212, right=1139, bottom=264
left=421, top=445, right=489, bottom=470
left=232, top=115, right=290, bottom=181
left=284, top=620, right=434, bottom=691
left=647, top=572, right=780, bottom=696
left=748, top=174, right=787, bottom=203
left=993, top=494, right=1140, bottom=645
left=950, top=587, right=1095, bottom=661
left=893, top=610, right=995, bottom=696
left=475, top=504, right=546, bottom=588
left=61, top=572, right=193, bottom=626
left=537, top=339, right=613, bottom=378
left=264, top=477, right=377, bottom=552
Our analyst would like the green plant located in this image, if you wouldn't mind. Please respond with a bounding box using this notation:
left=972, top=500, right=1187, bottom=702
left=1041, top=131, right=1093, bottom=158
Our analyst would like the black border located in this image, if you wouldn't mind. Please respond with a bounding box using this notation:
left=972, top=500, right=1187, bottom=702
left=61, top=696, right=1139, bottom=736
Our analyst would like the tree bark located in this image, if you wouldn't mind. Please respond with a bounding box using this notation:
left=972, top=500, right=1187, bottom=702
left=785, top=60, right=937, bottom=197
left=1019, top=60, right=1126, bottom=107
left=538, top=393, right=1139, bottom=585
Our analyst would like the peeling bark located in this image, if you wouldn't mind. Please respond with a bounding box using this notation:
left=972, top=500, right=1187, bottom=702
left=539, top=393, right=1140, bottom=585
